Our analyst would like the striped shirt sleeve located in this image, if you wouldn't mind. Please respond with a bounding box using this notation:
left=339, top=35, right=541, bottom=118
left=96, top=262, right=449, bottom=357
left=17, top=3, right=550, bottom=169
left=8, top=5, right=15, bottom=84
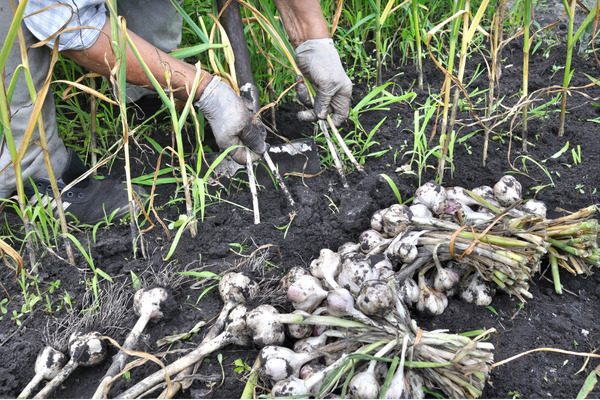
left=24, top=0, right=107, bottom=51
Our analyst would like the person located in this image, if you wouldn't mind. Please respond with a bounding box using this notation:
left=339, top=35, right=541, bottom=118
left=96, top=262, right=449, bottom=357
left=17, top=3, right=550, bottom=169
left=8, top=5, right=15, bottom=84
left=0, top=0, right=352, bottom=224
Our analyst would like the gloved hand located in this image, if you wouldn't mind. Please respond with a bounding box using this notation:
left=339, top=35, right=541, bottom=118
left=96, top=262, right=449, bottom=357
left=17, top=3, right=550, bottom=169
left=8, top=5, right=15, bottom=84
left=195, top=77, right=267, bottom=164
left=295, top=38, right=352, bottom=127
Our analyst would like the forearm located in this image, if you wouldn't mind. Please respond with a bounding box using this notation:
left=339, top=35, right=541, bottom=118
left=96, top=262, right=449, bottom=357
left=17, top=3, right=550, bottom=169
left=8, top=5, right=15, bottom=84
left=272, top=0, right=329, bottom=48
left=61, top=19, right=212, bottom=102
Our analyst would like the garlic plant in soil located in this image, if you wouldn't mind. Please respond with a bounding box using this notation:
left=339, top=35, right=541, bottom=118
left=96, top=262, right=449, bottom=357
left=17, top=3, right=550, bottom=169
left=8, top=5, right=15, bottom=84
left=18, top=347, right=67, bottom=399
left=34, top=331, right=107, bottom=399
left=92, top=287, right=171, bottom=399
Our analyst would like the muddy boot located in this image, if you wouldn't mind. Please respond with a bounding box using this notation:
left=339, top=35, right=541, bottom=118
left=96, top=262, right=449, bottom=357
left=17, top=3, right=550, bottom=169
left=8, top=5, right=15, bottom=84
left=25, top=150, right=146, bottom=224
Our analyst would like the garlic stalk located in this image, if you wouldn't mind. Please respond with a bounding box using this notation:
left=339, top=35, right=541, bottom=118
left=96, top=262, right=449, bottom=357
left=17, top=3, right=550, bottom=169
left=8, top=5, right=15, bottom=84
left=204, top=272, right=258, bottom=342
left=348, top=339, right=398, bottom=399
left=93, top=287, right=171, bottom=399
left=383, top=334, right=410, bottom=399
left=18, top=347, right=67, bottom=399
left=270, top=354, right=348, bottom=397
left=115, top=305, right=251, bottom=399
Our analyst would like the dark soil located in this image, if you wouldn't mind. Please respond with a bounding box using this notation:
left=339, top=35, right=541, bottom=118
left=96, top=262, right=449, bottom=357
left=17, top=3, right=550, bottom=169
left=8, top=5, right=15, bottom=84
left=2, top=12, right=600, bottom=400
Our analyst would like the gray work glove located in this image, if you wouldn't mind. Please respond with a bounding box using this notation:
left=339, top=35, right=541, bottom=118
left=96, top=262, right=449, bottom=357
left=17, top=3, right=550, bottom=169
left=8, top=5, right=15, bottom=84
left=295, top=38, right=352, bottom=127
left=195, top=77, right=266, bottom=164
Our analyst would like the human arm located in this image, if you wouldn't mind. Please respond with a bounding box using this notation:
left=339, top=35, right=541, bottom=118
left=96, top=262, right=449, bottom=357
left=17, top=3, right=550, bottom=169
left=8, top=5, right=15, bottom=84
left=272, top=0, right=352, bottom=126
left=60, top=18, right=265, bottom=163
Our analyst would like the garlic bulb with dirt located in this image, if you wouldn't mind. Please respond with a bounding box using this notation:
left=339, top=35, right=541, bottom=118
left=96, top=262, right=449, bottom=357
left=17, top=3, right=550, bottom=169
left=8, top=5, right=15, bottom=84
left=338, top=242, right=360, bottom=259
left=370, top=254, right=394, bottom=278
left=460, top=274, right=496, bottom=306
left=416, top=273, right=448, bottom=316
left=414, top=181, right=447, bottom=216
left=270, top=355, right=348, bottom=397
left=34, top=331, right=107, bottom=399
left=287, top=274, right=328, bottom=312
left=245, top=304, right=285, bottom=346
left=433, top=265, right=460, bottom=292
left=326, top=288, right=377, bottom=326
left=409, top=203, right=433, bottom=219
left=286, top=310, right=314, bottom=340
left=370, top=207, right=389, bottom=233
left=521, top=199, right=547, bottom=218
left=204, top=272, right=259, bottom=343
left=398, top=277, right=420, bottom=305
left=310, top=248, right=341, bottom=290
left=356, top=280, right=395, bottom=317
left=18, top=347, right=67, bottom=399
left=493, top=175, right=522, bottom=207
left=279, top=266, right=308, bottom=292
left=382, top=204, right=413, bottom=236
left=260, top=345, right=321, bottom=382
left=359, top=229, right=387, bottom=253
left=337, top=256, right=379, bottom=295
left=406, top=369, right=425, bottom=399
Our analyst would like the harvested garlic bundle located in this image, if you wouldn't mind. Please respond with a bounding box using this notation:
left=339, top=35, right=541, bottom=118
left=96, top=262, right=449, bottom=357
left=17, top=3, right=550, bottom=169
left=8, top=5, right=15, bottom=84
left=493, top=175, right=522, bottom=207
left=414, top=181, right=447, bottom=216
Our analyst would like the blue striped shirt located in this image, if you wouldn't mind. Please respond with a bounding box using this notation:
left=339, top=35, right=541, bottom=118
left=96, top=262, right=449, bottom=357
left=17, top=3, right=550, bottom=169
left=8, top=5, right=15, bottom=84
left=24, top=0, right=107, bottom=51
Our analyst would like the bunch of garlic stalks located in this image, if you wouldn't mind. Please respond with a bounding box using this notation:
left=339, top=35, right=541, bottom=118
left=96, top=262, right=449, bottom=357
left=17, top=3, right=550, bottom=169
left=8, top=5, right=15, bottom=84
left=347, top=176, right=599, bottom=312
left=260, top=262, right=496, bottom=399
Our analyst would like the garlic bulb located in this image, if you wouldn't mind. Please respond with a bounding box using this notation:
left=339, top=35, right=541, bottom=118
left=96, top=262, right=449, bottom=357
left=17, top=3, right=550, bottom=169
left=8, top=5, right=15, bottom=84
left=493, top=175, right=522, bottom=207
left=433, top=266, right=460, bottom=292
left=348, top=368, right=380, bottom=399
left=521, top=199, right=547, bottom=218
left=382, top=204, right=412, bottom=236
left=414, top=181, right=447, bottom=215
left=219, top=272, right=259, bottom=306
left=409, top=203, right=433, bottom=219
left=359, top=229, right=386, bottom=253
left=245, top=304, right=285, bottom=346
left=133, top=286, right=171, bottom=323
left=459, top=274, right=496, bottom=306
left=260, top=345, right=320, bottom=382
left=398, top=277, right=420, bottom=305
left=406, top=369, right=425, bottom=399
left=337, top=257, right=379, bottom=295
left=279, top=266, right=308, bottom=292
left=287, top=274, right=328, bottom=312
left=370, top=254, right=395, bottom=278
left=356, top=280, right=395, bottom=317
left=338, top=242, right=360, bottom=259
left=326, top=288, right=375, bottom=326
left=446, top=186, right=479, bottom=207
left=310, top=248, right=342, bottom=290
left=286, top=310, right=314, bottom=340
left=370, top=208, right=388, bottom=232
left=471, top=185, right=494, bottom=200
left=416, top=274, right=448, bottom=316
